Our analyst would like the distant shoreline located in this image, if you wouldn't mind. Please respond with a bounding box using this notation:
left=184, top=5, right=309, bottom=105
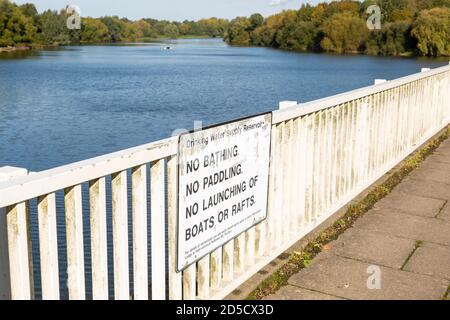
left=2, top=39, right=448, bottom=62
left=0, top=36, right=219, bottom=53
left=0, top=46, right=32, bottom=53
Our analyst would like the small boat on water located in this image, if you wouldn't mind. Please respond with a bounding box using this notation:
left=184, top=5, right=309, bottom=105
left=164, top=46, right=173, bottom=50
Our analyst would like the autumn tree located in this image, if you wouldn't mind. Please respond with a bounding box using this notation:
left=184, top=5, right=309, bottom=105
left=163, top=24, right=179, bottom=38
left=38, top=10, right=68, bottom=44
left=412, top=7, right=450, bottom=56
left=320, top=12, right=367, bottom=53
left=224, top=17, right=251, bottom=45
left=80, top=18, right=109, bottom=42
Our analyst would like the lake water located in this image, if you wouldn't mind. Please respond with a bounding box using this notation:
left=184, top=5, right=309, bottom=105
left=1, top=38, right=448, bottom=171
left=0, top=38, right=448, bottom=299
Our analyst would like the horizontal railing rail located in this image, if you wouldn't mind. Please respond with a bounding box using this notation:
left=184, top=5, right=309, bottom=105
left=0, top=137, right=178, bottom=208
left=0, top=63, right=449, bottom=300
left=273, top=64, right=450, bottom=123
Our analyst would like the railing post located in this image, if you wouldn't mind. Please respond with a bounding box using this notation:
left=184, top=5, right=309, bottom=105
left=0, top=166, right=28, bottom=300
left=279, top=101, right=298, bottom=110
left=374, top=79, right=387, bottom=85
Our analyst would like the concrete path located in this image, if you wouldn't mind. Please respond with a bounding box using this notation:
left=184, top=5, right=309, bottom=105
left=265, top=138, right=450, bottom=300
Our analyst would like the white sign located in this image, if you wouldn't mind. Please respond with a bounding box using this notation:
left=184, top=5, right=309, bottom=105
left=177, top=113, right=272, bottom=271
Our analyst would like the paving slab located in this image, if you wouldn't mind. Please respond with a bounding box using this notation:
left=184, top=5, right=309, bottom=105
left=354, top=210, right=450, bottom=246
left=438, top=139, right=450, bottom=148
left=426, top=154, right=450, bottom=164
left=332, top=228, right=416, bottom=269
left=374, top=192, right=445, bottom=218
left=408, top=167, right=450, bottom=185
left=438, top=203, right=450, bottom=221
left=404, top=242, right=450, bottom=280
left=263, top=285, right=343, bottom=300
left=418, top=159, right=450, bottom=171
left=288, top=254, right=448, bottom=300
left=262, top=141, right=450, bottom=300
left=435, top=146, right=450, bottom=156
left=436, top=140, right=450, bottom=151
left=394, top=177, right=450, bottom=200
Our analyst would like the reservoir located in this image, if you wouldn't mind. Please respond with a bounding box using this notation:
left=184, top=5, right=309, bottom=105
left=0, top=38, right=448, bottom=172
left=0, top=38, right=448, bottom=299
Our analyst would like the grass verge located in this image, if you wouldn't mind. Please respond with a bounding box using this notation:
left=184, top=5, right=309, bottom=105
left=247, top=126, right=450, bottom=300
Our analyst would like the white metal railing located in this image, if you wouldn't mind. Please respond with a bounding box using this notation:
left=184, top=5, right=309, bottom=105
left=0, top=64, right=449, bottom=300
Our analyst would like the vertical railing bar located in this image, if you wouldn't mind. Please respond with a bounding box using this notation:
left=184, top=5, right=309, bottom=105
left=167, top=156, right=182, bottom=300
left=234, top=233, right=245, bottom=274
left=337, top=104, right=346, bottom=201
left=197, top=257, right=210, bottom=299
left=326, top=108, right=334, bottom=210
left=89, top=177, right=108, bottom=300
left=361, top=98, right=370, bottom=185
left=37, top=193, right=60, bottom=300
left=254, top=217, right=266, bottom=260
left=64, top=184, right=85, bottom=300
left=210, top=248, right=222, bottom=291
left=6, top=202, right=33, bottom=300
left=182, top=263, right=196, bottom=300
left=150, top=159, right=166, bottom=300
left=319, top=110, right=328, bottom=215
left=402, top=87, right=412, bottom=155
left=111, top=171, right=130, bottom=300
left=244, top=228, right=255, bottom=267
left=131, top=164, right=148, bottom=300
left=351, top=100, right=359, bottom=190
left=332, top=105, right=341, bottom=203
left=282, top=120, right=293, bottom=240
left=318, top=111, right=327, bottom=217
left=265, top=125, right=277, bottom=254
left=289, top=118, right=298, bottom=237
left=389, top=86, right=403, bottom=162
left=280, top=121, right=290, bottom=243
left=384, top=90, right=391, bottom=163
left=342, top=103, right=350, bottom=196
left=222, top=240, right=234, bottom=283
left=367, top=95, right=375, bottom=177
left=375, top=92, right=384, bottom=170
left=305, top=114, right=314, bottom=226
left=347, top=101, right=355, bottom=193
left=273, top=124, right=283, bottom=248
left=297, top=116, right=307, bottom=228
left=312, top=111, right=322, bottom=222
left=291, top=116, right=300, bottom=230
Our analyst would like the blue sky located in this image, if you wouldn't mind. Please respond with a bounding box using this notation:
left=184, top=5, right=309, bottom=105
left=13, top=0, right=323, bottom=21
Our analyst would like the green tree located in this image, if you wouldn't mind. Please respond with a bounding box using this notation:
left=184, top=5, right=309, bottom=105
left=80, top=18, right=109, bottom=42
left=412, top=7, right=450, bottom=56
left=101, top=16, right=125, bottom=42
left=5, top=6, right=37, bottom=45
left=163, top=24, right=179, bottom=38
left=320, top=12, right=368, bottom=53
left=134, top=20, right=156, bottom=38
left=287, top=21, right=318, bottom=51
left=224, top=17, right=251, bottom=45
left=38, top=10, right=68, bottom=44
left=249, top=13, right=264, bottom=30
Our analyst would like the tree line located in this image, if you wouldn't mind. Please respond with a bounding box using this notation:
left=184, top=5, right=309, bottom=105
left=1, top=0, right=449, bottom=57
left=225, top=0, right=450, bottom=57
left=0, top=0, right=228, bottom=47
